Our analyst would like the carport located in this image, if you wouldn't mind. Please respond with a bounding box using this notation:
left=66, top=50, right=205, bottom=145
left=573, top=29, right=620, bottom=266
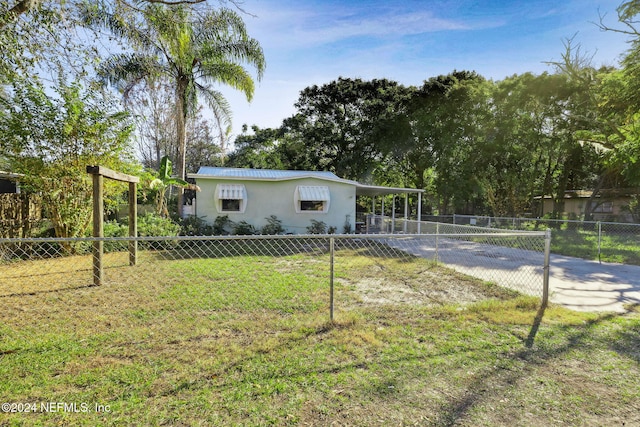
left=355, top=184, right=425, bottom=233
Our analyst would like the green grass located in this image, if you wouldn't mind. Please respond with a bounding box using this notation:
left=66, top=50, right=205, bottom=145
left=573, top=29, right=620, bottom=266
left=0, top=252, right=639, bottom=426
left=551, top=229, right=640, bottom=265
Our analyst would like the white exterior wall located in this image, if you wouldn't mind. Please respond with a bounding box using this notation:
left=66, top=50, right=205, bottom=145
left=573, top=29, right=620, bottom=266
left=195, top=177, right=356, bottom=234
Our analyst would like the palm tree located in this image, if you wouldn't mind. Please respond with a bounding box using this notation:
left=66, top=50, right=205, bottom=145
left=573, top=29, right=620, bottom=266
left=82, top=3, right=265, bottom=216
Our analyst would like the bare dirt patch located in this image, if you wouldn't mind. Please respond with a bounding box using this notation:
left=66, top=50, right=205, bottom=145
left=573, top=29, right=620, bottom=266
left=340, top=260, right=515, bottom=307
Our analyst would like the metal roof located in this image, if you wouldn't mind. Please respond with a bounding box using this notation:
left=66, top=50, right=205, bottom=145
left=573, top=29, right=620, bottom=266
left=192, top=167, right=352, bottom=182
left=189, top=167, right=423, bottom=197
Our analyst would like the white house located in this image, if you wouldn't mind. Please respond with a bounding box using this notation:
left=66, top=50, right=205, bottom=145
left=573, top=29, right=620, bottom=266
left=187, top=167, right=424, bottom=234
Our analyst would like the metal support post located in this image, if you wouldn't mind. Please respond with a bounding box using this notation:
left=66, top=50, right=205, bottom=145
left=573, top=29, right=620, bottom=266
left=542, top=229, right=551, bottom=307
left=329, top=237, right=335, bottom=322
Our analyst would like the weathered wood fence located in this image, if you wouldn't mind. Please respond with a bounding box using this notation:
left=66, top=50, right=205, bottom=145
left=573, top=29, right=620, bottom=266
left=0, top=193, right=42, bottom=238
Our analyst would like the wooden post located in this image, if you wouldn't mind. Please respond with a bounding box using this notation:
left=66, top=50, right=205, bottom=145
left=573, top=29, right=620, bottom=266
left=92, top=173, right=104, bottom=286
left=87, top=166, right=140, bottom=285
left=128, top=182, right=137, bottom=266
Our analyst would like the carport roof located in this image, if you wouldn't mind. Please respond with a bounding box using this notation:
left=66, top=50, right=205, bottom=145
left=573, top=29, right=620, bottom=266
left=189, top=167, right=423, bottom=197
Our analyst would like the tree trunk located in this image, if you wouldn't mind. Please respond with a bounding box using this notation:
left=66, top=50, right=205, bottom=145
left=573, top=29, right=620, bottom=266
left=175, top=77, right=188, bottom=218
left=584, top=174, right=606, bottom=221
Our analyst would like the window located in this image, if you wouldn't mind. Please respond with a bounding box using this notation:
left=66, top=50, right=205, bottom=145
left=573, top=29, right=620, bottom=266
left=216, top=184, right=246, bottom=213
left=295, top=185, right=330, bottom=213
left=221, top=199, right=241, bottom=212
left=300, top=200, right=325, bottom=211
left=591, top=201, right=613, bottom=213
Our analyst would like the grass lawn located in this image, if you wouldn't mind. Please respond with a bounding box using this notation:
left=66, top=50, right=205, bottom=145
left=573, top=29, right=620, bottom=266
left=539, top=228, right=640, bottom=265
left=1, top=250, right=639, bottom=426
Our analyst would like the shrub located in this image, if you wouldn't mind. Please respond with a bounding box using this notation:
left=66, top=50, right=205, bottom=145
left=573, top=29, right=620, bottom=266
left=232, top=221, right=256, bottom=235
left=103, top=220, right=128, bottom=252
left=213, top=215, right=232, bottom=235
left=135, top=213, right=181, bottom=237
left=261, top=215, right=285, bottom=235
left=306, top=219, right=327, bottom=234
left=180, top=215, right=213, bottom=236
left=343, top=218, right=352, bottom=234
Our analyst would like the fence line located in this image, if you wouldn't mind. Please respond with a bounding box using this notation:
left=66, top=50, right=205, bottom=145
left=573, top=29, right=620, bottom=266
left=1, top=227, right=550, bottom=319
left=420, top=214, right=640, bottom=265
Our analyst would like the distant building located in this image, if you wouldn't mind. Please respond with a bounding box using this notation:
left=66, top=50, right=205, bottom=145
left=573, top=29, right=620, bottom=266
left=0, top=171, right=21, bottom=194
left=537, top=189, right=638, bottom=222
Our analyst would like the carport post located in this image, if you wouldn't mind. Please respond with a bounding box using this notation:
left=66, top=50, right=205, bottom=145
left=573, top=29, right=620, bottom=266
left=542, top=229, right=551, bottom=307
left=391, top=195, right=396, bottom=233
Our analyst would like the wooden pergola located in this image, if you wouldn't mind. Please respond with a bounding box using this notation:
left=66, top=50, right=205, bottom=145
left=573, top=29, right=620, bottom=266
left=87, top=165, right=139, bottom=286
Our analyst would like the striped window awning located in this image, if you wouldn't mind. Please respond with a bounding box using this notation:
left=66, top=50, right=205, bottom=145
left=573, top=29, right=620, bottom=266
left=217, top=184, right=245, bottom=200
left=297, top=185, right=330, bottom=201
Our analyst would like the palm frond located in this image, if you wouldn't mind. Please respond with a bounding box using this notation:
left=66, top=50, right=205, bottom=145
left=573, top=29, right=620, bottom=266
left=198, top=39, right=265, bottom=80
left=97, top=53, right=163, bottom=99
left=196, top=85, right=232, bottom=128
left=196, top=62, right=255, bottom=100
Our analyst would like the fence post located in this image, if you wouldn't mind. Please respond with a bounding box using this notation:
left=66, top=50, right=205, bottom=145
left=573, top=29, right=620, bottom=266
left=91, top=173, right=104, bottom=286
left=329, top=236, right=335, bottom=322
left=128, top=181, right=137, bottom=266
left=597, top=221, right=602, bottom=264
left=542, top=229, right=551, bottom=307
left=435, top=222, right=439, bottom=263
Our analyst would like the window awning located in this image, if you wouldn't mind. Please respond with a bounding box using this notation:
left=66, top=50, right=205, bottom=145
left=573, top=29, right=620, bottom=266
left=298, top=185, right=330, bottom=201
left=217, top=184, right=245, bottom=199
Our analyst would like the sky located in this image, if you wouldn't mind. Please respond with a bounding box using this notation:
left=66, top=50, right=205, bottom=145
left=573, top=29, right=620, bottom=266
left=217, top=0, right=634, bottom=144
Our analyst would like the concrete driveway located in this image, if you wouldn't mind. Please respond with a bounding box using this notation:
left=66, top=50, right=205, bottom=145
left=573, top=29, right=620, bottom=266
left=384, top=236, right=640, bottom=313
left=548, top=254, right=640, bottom=313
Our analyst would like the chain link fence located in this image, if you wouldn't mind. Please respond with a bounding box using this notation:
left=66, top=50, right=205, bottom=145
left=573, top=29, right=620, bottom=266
left=423, top=214, right=640, bottom=265
left=1, top=225, right=550, bottom=321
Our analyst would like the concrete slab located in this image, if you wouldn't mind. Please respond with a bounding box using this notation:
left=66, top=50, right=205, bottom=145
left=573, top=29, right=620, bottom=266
left=383, top=237, right=640, bottom=313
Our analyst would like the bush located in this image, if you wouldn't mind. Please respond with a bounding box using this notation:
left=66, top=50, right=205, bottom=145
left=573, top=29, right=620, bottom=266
left=232, top=221, right=256, bottom=235
left=261, top=215, right=285, bottom=235
left=134, top=213, right=181, bottom=237
left=103, top=220, right=128, bottom=252
left=306, top=219, right=327, bottom=234
left=180, top=215, right=213, bottom=236
left=213, top=215, right=232, bottom=235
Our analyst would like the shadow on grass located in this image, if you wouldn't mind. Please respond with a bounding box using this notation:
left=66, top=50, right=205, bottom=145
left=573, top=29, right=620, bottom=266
left=435, top=306, right=635, bottom=427
left=524, top=303, right=547, bottom=348
left=0, top=283, right=95, bottom=298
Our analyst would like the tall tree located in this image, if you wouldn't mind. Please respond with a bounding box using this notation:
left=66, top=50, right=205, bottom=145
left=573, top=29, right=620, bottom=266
left=284, top=78, right=411, bottom=181
left=0, top=76, right=137, bottom=249
left=82, top=3, right=264, bottom=215
left=548, top=37, right=638, bottom=219
left=391, top=71, right=488, bottom=214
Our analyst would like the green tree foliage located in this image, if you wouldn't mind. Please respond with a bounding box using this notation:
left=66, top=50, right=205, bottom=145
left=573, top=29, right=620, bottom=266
left=390, top=71, right=488, bottom=214
left=477, top=72, right=601, bottom=217
left=283, top=77, right=412, bottom=180
left=0, top=76, right=137, bottom=249
left=150, top=156, right=200, bottom=217
left=227, top=125, right=289, bottom=169
left=81, top=2, right=264, bottom=215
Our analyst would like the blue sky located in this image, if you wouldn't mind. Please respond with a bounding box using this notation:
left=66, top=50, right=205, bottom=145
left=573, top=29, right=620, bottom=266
left=219, top=0, right=633, bottom=142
